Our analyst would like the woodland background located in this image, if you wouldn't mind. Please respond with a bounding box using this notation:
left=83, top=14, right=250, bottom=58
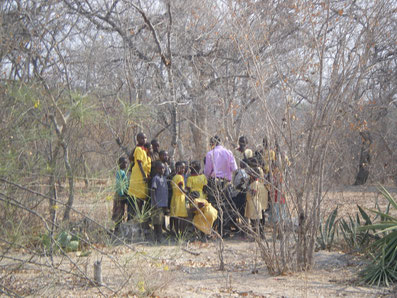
left=0, top=0, right=397, bottom=296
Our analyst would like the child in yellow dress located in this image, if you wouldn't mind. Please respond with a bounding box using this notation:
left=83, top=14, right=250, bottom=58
left=128, top=133, right=151, bottom=226
left=128, top=133, right=151, bottom=202
left=170, top=161, right=187, bottom=235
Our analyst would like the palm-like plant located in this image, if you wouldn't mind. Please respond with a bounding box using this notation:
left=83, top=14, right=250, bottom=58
left=359, top=186, right=397, bottom=286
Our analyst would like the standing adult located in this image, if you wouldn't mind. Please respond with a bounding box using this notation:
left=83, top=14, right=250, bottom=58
left=204, top=136, right=238, bottom=235
left=204, top=136, right=238, bottom=183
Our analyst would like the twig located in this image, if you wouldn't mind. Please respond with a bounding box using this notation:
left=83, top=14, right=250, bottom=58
left=181, top=247, right=200, bottom=256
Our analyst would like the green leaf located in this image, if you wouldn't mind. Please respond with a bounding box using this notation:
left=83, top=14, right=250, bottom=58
left=358, top=205, right=372, bottom=225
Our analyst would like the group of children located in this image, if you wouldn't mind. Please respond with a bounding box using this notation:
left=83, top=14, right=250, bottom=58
left=112, top=133, right=287, bottom=242
left=112, top=133, right=218, bottom=242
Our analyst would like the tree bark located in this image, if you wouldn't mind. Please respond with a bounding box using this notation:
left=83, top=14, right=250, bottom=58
left=354, top=132, right=372, bottom=185
left=62, top=141, right=74, bottom=221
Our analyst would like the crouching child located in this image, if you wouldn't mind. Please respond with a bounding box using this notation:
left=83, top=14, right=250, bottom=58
left=192, top=194, right=218, bottom=238
left=150, top=161, right=169, bottom=243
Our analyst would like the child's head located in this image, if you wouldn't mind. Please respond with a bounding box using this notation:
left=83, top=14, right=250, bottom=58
left=238, top=136, right=248, bottom=149
left=137, top=132, right=147, bottom=146
left=151, top=139, right=160, bottom=153
left=118, top=157, right=127, bottom=170
left=144, top=142, right=152, bottom=155
left=190, top=160, right=201, bottom=175
left=154, top=161, right=165, bottom=176
left=175, top=161, right=185, bottom=175
left=159, top=150, right=169, bottom=163
left=246, top=157, right=259, bottom=179
left=209, top=135, right=221, bottom=148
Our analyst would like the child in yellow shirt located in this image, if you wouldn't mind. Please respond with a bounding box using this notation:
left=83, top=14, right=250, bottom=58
left=186, top=161, right=208, bottom=200
left=170, top=161, right=187, bottom=235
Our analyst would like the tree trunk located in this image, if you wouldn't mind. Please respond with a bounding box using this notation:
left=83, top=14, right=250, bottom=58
left=62, top=141, right=74, bottom=221
left=47, top=141, right=61, bottom=263
left=190, top=101, right=207, bottom=162
left=354, top=132, right=372, bottom=185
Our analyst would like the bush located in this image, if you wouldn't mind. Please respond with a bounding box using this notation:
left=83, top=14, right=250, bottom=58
left=338, top=205, right=373, bottom=252
left=359, top=186, right=397, bottom=286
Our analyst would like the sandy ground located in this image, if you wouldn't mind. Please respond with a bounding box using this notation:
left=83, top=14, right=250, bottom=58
left=1, top=240, right=394, bottom=297
left=1, top=184, right=397, bottom=297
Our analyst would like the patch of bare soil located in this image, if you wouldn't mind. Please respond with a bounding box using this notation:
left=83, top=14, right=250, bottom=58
left=1, top=240, right=394, bottom=297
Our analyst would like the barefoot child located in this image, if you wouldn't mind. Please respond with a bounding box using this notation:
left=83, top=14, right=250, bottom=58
left=112, top=157, right=129, bottom=233
left=170, top=161, right=188, bottom=235
left=150, top=161, right=169, bottom=242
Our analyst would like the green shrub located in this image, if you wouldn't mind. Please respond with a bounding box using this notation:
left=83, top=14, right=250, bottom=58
left=39, top=230, right=81, bottom=253
left=359, top=186, right=397, bottom=286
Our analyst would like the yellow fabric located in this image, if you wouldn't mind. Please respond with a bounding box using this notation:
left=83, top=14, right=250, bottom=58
left=128, top=146, right=150, bottom=200
left=245, top=180, right=268, bottom=220
left=186, top=174, right=208, bottom=200
left=144, top=156, right=152, bottom=174
left=192, top=198, right=218, bottom=235
left=170, top=174, right=187, bottom=217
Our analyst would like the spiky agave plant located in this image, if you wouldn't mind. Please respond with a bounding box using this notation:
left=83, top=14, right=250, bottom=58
left=359, top=186, right=397, bottom=287
left=317, top=207, right=338, bottom=251
left=338, top=205, right=373, bottom=252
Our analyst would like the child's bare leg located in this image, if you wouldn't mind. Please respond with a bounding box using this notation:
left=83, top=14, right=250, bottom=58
left=154, top=224, right=162, bottom=243
left=178, top=218, right=186, bottom=235
left=171, top=217, right=179, bottom=236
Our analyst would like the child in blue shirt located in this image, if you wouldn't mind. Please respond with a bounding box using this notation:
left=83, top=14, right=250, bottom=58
left=151, top=161, right=169, bottom=242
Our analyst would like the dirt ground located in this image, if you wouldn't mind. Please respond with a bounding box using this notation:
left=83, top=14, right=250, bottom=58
left=2, top=184, right=397, bottom=297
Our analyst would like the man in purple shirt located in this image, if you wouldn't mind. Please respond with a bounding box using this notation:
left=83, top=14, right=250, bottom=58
left=204, top=136, right=237, bottom=237
left=204, top=136, right=238, bottom=181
